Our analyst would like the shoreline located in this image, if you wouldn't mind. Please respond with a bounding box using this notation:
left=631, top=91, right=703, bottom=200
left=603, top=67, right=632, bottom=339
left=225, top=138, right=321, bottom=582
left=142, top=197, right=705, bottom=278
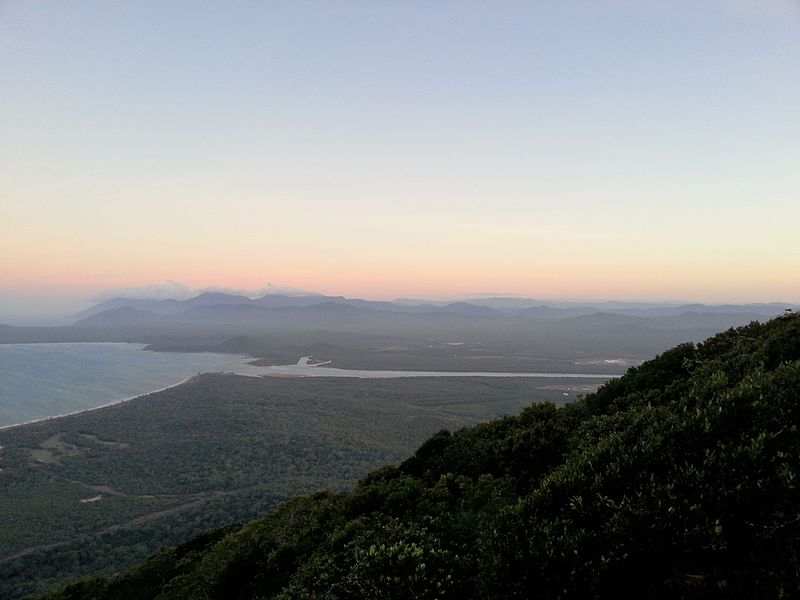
left=0, top=343, right=256, bottom=432
left=0, top=367, right=617, bottom=432
left=0, top=351, right=619, bottom=432
left=0, top=375, right=200, bottom=432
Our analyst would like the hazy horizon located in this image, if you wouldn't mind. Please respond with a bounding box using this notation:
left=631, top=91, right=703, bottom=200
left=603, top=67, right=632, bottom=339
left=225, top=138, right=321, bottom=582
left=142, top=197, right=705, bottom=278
left=1, top=279, right=798, bottom=325
left=2, top=2, right=799, bottom=319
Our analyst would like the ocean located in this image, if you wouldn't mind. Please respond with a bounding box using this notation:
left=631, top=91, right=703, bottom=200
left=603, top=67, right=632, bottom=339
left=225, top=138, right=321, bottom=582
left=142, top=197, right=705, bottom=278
left=0, top=343, right=251, bottom=428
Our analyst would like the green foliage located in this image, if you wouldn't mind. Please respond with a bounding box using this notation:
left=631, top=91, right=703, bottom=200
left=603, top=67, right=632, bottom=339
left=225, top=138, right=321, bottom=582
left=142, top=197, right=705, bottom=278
left=34, top=315, right=800, bottom=598
left=1, top=376, right=554, bottom=599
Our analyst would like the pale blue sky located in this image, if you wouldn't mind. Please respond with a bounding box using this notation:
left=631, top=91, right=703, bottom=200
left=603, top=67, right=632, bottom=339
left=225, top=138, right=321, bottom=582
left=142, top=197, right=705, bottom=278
left=1, top=1, right=799, bottom=318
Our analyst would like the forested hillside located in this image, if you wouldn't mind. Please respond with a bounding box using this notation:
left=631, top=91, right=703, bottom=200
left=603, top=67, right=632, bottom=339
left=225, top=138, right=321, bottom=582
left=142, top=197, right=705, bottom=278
left=43, top=314, right=800, bottom=599
left=2, top=377, right=566, bottom=600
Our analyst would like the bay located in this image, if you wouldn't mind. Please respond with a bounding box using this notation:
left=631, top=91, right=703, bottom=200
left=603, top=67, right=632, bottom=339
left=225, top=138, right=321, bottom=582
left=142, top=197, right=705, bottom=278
left=0, top=343, right=252, bottom=428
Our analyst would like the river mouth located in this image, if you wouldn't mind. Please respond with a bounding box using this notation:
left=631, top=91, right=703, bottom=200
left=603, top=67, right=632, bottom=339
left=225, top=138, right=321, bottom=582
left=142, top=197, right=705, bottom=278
left=232, top=356, right=620, bottom=380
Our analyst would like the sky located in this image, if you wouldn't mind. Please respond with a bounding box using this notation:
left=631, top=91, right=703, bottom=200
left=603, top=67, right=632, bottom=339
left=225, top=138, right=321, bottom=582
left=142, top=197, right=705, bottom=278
left=1, top=1, right=799, bottom=319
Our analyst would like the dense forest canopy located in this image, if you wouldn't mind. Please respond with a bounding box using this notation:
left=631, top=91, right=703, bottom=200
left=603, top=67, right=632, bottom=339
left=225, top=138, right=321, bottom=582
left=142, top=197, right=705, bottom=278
left=40, top=314, right=800, bottom=598
left=1, top=376, right=569, bottom=600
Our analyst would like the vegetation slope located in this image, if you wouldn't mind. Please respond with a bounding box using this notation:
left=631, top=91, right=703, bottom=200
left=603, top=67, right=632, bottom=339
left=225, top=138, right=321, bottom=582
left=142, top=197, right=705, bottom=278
left=42, top=314, right=800, bottom=599
left=1, top=377, right=565, bottom=599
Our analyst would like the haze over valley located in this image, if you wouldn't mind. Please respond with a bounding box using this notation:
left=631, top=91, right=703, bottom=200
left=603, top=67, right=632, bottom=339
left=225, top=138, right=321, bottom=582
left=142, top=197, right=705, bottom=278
left=4, top=289, right=794, bottom=372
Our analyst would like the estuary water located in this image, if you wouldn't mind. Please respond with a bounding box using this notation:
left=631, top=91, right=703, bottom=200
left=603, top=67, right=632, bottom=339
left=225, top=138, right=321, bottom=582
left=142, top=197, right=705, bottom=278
left=234, top=356, right=620, bottom=380
left=0, top=343, right=252, bottom=428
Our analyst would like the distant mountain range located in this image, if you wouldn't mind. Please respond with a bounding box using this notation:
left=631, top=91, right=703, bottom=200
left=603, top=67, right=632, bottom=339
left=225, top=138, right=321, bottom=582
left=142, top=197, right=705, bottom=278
left=1, top=292, right=794, bottom=363
left=73, top=291, right=796, bottom=323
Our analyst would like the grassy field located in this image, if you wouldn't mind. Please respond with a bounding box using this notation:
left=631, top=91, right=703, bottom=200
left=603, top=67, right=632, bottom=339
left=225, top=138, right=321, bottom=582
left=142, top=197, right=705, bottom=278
left=0, top=373, right=601, bottom=599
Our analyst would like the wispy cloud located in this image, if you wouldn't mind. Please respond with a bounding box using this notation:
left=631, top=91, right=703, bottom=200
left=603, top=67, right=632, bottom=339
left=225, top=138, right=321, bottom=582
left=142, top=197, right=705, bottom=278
left=256, top=283, right=322, bottom=297
left=90, top=280, right=195, bottom=301
left=90, top=281, right=320, bottom=301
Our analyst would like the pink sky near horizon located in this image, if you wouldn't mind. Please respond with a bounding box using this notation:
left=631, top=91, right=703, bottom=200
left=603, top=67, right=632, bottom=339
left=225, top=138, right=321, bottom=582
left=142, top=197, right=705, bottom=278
left=1, top=2, right=799, bottom=317
left=2, top=260, right=798, bottom=316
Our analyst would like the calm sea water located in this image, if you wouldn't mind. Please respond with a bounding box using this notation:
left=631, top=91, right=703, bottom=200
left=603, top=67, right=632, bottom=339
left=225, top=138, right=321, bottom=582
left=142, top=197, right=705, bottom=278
left=0, top=343, right=252, bottom=428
